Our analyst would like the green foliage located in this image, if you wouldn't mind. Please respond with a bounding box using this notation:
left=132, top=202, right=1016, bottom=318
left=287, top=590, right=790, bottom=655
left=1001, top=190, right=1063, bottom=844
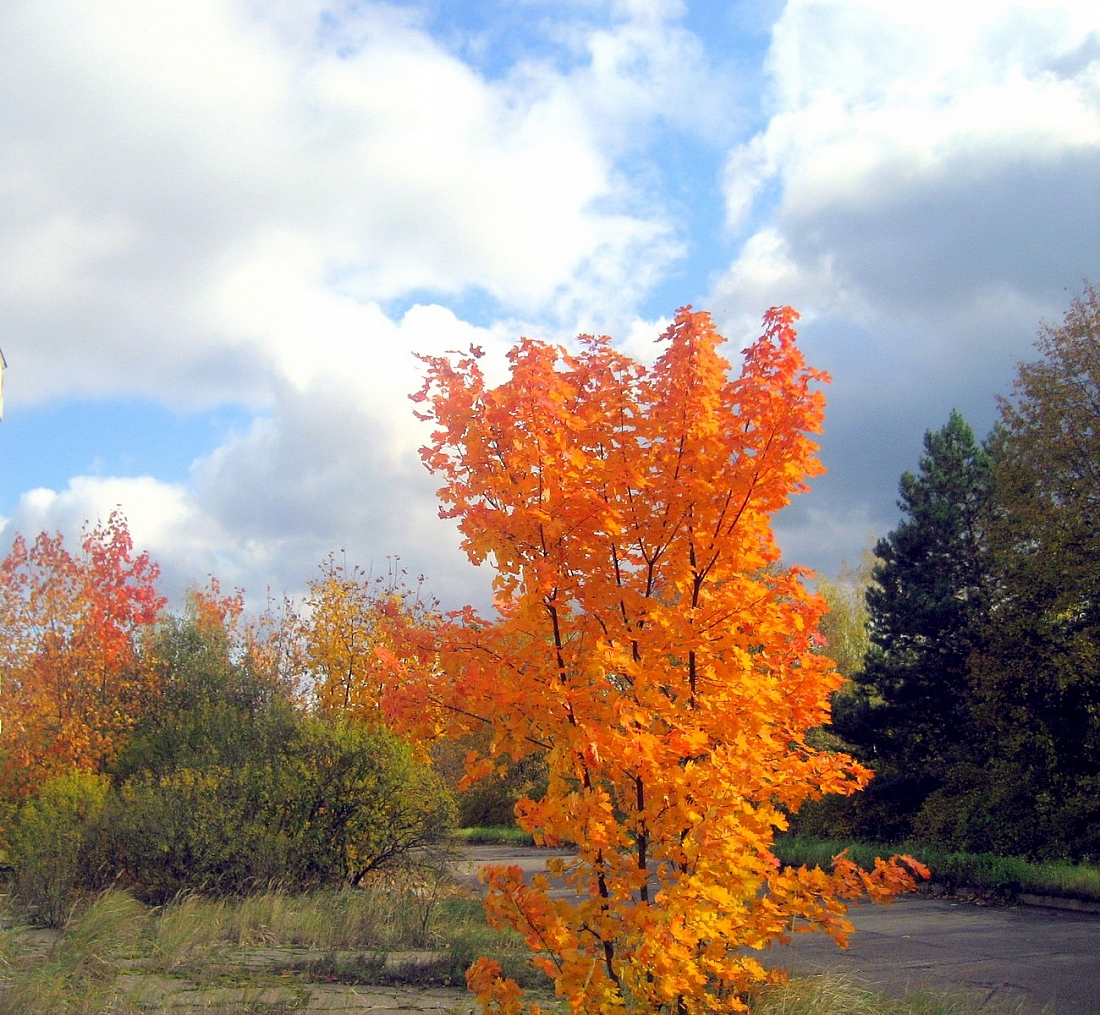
left=955, top=285, right=1100, bottom=860
left=832, top=411, right=993, bottom=842
left=114, top=608, right=299, bottom=781
left=104, top=765, right=292, bottom=900
left=433, top=728, right=548, bottom=829
left=102, top=610, right=456, bottom=900
left=105, top=611, right=302, bottom=899
left=289, top=717, right=458, bottom=886
left=816, top=553, right=874, bottom=681
left=9, top=771, right=110, bottom=927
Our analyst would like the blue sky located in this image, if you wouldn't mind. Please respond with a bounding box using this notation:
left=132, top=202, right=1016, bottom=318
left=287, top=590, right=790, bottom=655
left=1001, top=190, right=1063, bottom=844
left=1, top=0, right=1098, bottom=609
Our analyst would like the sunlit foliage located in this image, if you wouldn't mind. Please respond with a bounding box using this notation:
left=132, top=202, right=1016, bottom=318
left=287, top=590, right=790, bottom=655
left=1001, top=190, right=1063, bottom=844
left=403, top=307, right=925, bottom=1014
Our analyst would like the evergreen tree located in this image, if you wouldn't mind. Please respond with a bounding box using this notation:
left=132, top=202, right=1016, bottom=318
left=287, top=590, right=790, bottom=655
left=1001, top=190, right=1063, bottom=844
left=834, top=410, right=992, bottom=840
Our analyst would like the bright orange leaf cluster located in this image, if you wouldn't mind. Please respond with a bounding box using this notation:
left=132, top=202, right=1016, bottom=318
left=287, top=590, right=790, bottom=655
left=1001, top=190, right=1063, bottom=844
left=0, top=511, right=166, bottom=796
left=405, top=307, right=926, bottom=1014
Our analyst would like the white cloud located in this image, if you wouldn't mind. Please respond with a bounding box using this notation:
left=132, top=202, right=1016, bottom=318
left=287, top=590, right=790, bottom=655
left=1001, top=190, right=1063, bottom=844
left=709, top=0, right=1100, bottom=574
left=0, top=0, right=699, bottom=411
left=0, top=477, right=219, bottom=599
left=716, top=0, right=1100, bottom=326
left=0, top=1, right=727, bottom=606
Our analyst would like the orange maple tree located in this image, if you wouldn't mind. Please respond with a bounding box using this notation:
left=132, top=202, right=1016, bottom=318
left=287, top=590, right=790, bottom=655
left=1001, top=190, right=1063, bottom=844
left=0, top=511, right=166, bottom=796
left=403, top=307, right=926, bottom=1014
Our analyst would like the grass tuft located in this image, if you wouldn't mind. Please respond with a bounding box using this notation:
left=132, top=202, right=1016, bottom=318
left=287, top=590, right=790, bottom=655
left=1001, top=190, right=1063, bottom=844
left=0, top=889, right=146, bottom=1015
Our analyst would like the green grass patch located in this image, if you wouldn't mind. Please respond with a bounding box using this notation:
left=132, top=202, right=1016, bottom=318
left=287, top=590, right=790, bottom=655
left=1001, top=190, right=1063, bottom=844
left=456, top=825, right=536, bottom=846
left=775, top=835, right=1100, bottom=903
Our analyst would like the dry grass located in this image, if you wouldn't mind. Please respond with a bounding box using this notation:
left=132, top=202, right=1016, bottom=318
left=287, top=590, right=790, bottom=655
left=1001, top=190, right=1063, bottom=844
left=750, top=975, right=1045, bottom=1015
left=0, top=886, right=1045, bottom=1015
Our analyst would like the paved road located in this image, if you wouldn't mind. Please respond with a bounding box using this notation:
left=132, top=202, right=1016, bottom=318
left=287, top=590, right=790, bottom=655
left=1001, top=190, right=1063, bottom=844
left=771, top=894, right=1099, bottom=1014
left=459, top=847, right=1100, bottom=1014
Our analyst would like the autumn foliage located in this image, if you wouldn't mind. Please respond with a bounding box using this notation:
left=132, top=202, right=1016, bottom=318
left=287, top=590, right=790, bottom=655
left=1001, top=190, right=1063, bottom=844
left=407, top=307, right=925, bottom=1014
left=299, top=554, right=441, bottom=727
left=0, top=511, right=165, bottom=796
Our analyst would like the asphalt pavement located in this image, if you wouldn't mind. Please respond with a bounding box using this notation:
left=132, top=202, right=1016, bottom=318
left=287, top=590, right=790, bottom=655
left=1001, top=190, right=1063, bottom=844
left=458, top=846, right=1100, bottom=1014
left=770, top=893, right=1099, bottom=1014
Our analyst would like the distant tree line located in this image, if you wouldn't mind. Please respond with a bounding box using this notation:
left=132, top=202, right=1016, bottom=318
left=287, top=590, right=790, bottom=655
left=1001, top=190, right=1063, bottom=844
left=805, top=283, right=1100, bottom=861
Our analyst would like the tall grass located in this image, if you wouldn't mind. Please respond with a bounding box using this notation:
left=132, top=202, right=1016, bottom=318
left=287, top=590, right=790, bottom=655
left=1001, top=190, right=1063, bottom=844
left=0, top=889, right=146, bottom=1015
left=143, top=872, right=542, bottom=988
left=150, top=868, right=462, bottom=955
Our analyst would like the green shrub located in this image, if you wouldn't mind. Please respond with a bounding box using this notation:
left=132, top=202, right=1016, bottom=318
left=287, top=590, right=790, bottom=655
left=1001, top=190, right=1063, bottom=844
left=105, top=765, right=291, bottom=902
left=104, top=612, right=457, bottom=901
left=104, top=721, right=456, bottom=902
left=288, top=719, right=458, bottom=887
left=10, top=771, right=110, bottom=927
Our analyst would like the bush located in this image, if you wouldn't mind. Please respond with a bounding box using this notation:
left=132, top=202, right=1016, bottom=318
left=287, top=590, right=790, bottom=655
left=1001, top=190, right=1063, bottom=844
left=290, top=719, right=458, bottom=886
left=104, top=721, right=457, bottom=902
left=101, top=612, right=456, bottom=901
left=10, top=771, right=110, bottom=927
left=105, top=766, right=292, bottom=902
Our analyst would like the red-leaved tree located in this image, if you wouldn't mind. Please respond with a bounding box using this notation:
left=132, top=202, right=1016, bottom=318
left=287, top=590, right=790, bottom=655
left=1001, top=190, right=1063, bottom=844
left=0, top=511, right=166, bottom=796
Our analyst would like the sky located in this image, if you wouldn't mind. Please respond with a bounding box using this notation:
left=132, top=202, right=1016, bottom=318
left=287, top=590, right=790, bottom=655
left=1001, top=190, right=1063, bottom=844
left=1, top=0, right=1098, bottom=611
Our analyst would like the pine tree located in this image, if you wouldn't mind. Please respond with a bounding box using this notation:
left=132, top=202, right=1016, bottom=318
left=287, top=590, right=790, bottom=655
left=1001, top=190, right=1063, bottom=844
left=834, top=411, right=992, bottom=840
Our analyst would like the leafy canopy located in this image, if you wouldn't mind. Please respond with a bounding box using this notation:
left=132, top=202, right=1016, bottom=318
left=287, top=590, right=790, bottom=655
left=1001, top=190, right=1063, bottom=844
left=960, top=282, right=1100, bottom=858
left=0, top=511, right=165, bottom=796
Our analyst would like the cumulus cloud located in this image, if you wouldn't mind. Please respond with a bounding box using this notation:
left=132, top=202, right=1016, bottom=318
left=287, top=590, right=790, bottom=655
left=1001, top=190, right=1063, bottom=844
left=711, top=0, right=1100, bottom=574
left=0, top=0, right=702, bottom=409
left=0, top=0, right=729, bottom=607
